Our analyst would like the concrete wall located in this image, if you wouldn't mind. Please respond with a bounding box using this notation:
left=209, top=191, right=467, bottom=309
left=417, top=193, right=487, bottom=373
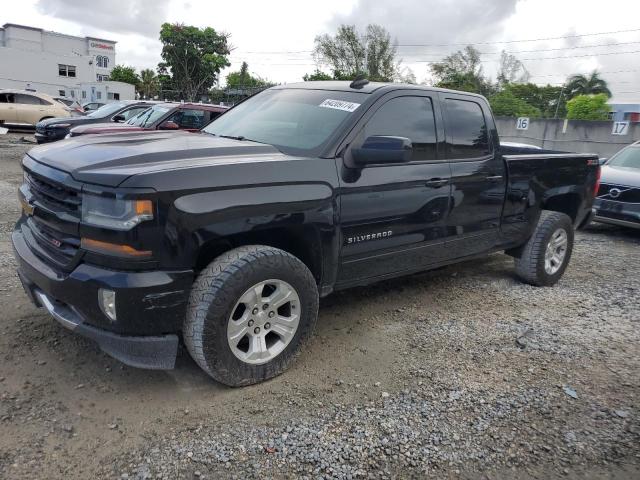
left=496, top=117, right=640, bottom=159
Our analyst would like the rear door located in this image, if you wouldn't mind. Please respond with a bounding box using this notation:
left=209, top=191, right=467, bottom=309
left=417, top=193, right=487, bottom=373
left=336, top=91, right=452, bottom=285
left=440, top=93, right=506, bottom=257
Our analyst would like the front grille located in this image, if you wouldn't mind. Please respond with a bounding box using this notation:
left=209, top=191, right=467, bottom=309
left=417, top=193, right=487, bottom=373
left=597, top=183, right=640, bottom=204
left=25, top=172, right=81, bottom=214
left=24, top=218, right=81, bottom=269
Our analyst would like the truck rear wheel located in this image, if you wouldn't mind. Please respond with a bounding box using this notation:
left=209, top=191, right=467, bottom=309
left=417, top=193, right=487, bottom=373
left=514, top=210, right=574, bottom=287
left=183, top=245, right=319, bottom=386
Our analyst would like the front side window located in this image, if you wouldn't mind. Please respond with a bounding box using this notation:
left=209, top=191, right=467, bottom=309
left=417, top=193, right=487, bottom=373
left=609, top=147, right=640, bottom=169
left=0, top=93, right=15, bottom=103
left=363, top=96, right=438, bottom=161
left=119, top=106, right=147, bottom=121
left=203, top=89, right=368, bottom=155
left=167, top=109, right=206, bottom=129
left=445, top=99, right=490, bottom=159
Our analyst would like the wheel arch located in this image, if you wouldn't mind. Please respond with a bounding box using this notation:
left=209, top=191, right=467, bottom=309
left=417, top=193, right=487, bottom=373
left=194, top=225, right=324, bottom=286
left=542, top=192, right=583, bottom=224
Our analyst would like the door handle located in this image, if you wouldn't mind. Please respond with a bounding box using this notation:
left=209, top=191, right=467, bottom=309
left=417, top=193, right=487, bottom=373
left=425, top=178, right=449, bottom=188
left=486, top=175, right=503, bottom=182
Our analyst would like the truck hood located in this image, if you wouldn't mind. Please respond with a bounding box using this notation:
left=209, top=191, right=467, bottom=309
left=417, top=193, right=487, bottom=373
left=27, top=131, right=288, bottom=187
left=601, top=164, right=640, bottom=187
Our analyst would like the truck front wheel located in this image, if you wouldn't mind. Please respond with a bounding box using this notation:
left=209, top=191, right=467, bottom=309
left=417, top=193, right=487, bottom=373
left=514, top=211, right=574, bottom=287
left=183, top=245, right=319, bottom=386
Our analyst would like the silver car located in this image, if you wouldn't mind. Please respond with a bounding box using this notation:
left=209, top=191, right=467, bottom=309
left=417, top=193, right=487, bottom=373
left=593, top=140, right=640, bottom=229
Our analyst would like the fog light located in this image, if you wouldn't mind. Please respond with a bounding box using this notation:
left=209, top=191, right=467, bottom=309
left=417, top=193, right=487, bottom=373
left=99, top=288, right=117, bottom=322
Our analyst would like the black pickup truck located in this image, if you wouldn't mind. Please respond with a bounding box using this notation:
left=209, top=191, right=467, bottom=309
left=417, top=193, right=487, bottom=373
left=13, top=81, right=600, bottom=386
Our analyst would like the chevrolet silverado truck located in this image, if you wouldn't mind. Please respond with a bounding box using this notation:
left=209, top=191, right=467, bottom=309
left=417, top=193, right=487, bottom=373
left=13, top=81, right=600, bottom=386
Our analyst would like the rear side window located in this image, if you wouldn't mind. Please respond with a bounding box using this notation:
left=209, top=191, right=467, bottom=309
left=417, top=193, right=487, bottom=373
left=445, top=99, right=490, bottom=158
left=15, top=94, right=43, bottom=105
left=364, top=96, right=438, bottom=161
left=0, top=93, right=14, bottom=103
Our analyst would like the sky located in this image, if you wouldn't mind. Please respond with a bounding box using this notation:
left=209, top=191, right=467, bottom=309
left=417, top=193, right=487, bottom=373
left=5, top=0, right=640, bottom=101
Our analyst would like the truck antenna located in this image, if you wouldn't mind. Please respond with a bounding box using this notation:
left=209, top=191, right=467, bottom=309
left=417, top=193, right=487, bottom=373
left=349, top=75, right=369, bottom=89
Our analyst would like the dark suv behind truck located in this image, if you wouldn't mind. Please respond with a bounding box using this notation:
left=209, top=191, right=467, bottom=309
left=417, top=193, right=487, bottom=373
left=13, top=81, right=600, bottom=386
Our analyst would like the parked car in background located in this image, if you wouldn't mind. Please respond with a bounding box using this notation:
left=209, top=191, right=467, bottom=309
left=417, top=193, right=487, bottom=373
left=54, top=97, right=84, bottom=114
left=82, top=102, right=105, bottom=112
left=35, top=100, right=159, bottom=143
left=68, top=102, right=228, bottom=138
left=0, top=89, right=70, bottom=126
left=593, top=140, right=640, bottom=229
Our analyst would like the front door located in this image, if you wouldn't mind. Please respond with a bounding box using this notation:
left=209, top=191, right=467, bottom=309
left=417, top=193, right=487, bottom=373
left=336, top=92, right=452, bottom=286
left=440, top=93, right=506, bottom=258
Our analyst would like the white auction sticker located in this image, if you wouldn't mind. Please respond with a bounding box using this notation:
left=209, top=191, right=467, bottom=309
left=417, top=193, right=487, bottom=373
left=319, top=99, right=361, bottom=112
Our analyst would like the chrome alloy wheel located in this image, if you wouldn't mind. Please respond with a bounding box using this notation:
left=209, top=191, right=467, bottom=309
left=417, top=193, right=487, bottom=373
left=227, top=279, right=301, bottom=365
left=544, top=228, right=568, bottom=275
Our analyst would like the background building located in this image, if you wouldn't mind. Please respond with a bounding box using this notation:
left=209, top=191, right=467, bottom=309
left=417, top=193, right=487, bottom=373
left=608, top=101, right=640, bottom=122
left=0, top=23, right=134, bottom=103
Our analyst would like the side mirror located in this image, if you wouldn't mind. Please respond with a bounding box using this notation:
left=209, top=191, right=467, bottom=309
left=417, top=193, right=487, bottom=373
left=351, top=136, right=412, bottom=166
left=113, top=114, right=126, bottom=122
left=158, top=120, right=180, bottom=130
left=598, top=157, right=608, bottom=166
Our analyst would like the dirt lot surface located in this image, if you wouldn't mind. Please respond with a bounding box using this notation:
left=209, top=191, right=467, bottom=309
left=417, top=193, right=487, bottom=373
left=0, top=132, right=638, bottom=479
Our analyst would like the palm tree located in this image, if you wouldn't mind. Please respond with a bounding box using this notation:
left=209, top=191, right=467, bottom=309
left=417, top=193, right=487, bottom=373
left=566, top=71, right=612, bottom=99
left=139, top=69, right=159, bottom=99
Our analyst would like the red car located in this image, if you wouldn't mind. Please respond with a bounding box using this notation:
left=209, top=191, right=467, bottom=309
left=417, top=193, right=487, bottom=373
left=68, top=102, right=228, bottom=137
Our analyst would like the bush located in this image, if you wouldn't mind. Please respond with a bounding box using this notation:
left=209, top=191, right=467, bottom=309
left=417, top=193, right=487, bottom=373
left=566, top=94, right=610, bottom=121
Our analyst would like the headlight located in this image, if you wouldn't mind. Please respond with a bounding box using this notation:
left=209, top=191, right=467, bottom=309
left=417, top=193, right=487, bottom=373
left=49, top=123, right=72, bottom=128
left=64, top=133, right=71, bottom=139
left=82, top=194, right=153, bottom=230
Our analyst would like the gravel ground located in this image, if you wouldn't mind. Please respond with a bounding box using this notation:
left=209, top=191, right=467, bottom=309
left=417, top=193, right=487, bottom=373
left=0, top=132, right=638, bottom=479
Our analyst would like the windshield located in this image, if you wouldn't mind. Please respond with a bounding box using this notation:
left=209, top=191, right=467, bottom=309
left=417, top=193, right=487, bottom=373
left=87, top=102, right=127, bottom=118
left=126, top=106, right=171, bottom=127
left=609, top=146, right=640, bottom=169
left=203, top=89, right=368, bottom=155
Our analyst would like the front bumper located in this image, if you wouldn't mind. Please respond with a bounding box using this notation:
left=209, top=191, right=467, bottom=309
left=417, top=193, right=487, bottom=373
left=12, top=226, right=194, bottom=369
left=35, top=128, right=69, bottom=143
left=593, top=198, right=640, bottom=229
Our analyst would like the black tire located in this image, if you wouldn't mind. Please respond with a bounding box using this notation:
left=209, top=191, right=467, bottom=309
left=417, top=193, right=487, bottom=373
left=183, top=245, right=319, bottom=387
left=514, top=210, right=574, bottom=287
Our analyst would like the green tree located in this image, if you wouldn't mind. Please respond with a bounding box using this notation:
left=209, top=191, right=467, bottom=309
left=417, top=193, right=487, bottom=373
left=108, top=65, right=140, bottom=86
left=497, top=50, right=530, bottom=86
left=158, top=23, right=231, bottom=101
left=139, top=69, right=159, bottom=98
left=489, top=90, right=541, bottom=117
left=430, top=46, right=495, bottom=96
left=566, top=94, right=610, bottom=120
left=566, top=71, right=612, bottom=99
left=503, top=83, right=566, bottom=118
left=302, top=69, right=335, bottom=81
left=226, top=62, right=273, bottom=88
left=312, top=24, right=399, bottom=81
